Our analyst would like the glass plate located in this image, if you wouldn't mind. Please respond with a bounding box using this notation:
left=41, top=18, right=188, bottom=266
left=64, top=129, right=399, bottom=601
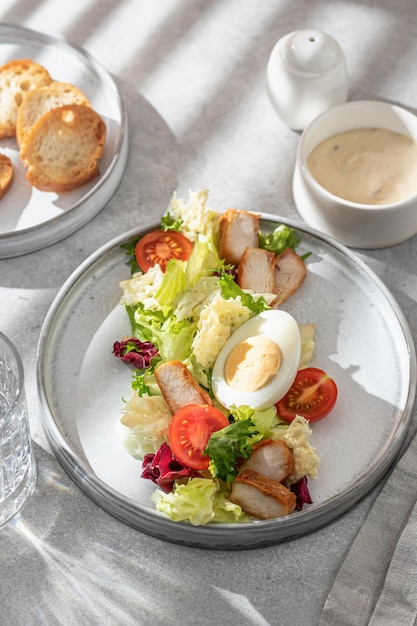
left=37, top=215, right=416, bottom=549
left=0, top=24, right=128, bottom=258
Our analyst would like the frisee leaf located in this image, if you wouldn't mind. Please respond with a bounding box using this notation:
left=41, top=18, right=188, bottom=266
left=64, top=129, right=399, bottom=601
left=120, top=239, right=141, bottom=275
left=218, top=272, right=270, bottom=314
left=160, top=212, right=183, bottom=232
left=205, top=418, right=262, bottom=483
left=131, top=370, right=152, bottom=396
left=258, top=224, right=300, bottom=255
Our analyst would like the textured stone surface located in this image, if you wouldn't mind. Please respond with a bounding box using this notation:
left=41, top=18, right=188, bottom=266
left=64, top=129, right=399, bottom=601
left=1, top=1, right=417, bottom=624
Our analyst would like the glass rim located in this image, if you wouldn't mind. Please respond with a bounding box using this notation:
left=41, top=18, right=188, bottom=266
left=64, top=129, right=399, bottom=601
left=0, top=330, right=25, bottom=417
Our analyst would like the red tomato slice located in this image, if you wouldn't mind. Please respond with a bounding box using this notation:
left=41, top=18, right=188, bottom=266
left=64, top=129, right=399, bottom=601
left=135, top=230, right=193, bottom=273
left=168, top=404, right=230, bottom=470
left=276, top=367, right=337, bottom=423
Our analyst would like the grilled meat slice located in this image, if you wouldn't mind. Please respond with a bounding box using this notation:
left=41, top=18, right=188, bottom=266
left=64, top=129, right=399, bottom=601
left=238, top=439, right=295, bottom=483
left=274, top=247, right=306, bottom=305
left=229, top=469, right=297, bottom=519
left=154, top=360, right=212, bottom=414
left=218, top=208, right=260, bottom=267
left=237, top=246, right=275, bottom=294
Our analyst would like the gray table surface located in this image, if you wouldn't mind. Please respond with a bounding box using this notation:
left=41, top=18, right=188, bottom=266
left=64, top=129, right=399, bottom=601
left=1, top=1, right=417, bottom=625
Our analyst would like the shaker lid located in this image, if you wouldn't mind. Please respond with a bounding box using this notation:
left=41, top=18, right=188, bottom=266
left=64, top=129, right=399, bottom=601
left=266, top=29, right=349, bottom=130
left=281, top=29, right=345, bottom=75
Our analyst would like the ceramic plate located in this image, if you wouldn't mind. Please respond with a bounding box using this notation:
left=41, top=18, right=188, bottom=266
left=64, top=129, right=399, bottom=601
left=0, top=24, right=128, bottom=258
left=37, top=215, right=416, bottom=549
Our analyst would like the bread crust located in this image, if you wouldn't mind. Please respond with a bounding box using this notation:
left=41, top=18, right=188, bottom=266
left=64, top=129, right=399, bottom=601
left=0, top=59, right=107, bottom=195
left=0, top=153, right=13, bottom=200
left=21, top=104, right=106, bottom=193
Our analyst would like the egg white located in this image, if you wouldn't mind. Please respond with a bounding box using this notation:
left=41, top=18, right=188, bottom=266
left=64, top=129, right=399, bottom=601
left=211, top=310, right=301, bottom=410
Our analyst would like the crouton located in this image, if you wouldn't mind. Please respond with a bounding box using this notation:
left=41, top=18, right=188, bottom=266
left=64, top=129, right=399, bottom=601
left=16, top=80, right=91, bottom=147
left=21, top=104, right=106, bottom=192
left=0, top=59, right=52, bottom=138
left=0, top=154, right=13, bottom=200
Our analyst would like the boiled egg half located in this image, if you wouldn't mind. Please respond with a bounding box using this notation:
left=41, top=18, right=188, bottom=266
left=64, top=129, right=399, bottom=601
left=211, top=310, right=301, bottom=410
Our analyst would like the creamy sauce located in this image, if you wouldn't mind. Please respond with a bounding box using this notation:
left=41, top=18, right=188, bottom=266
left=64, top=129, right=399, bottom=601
left=307, top=128, right=417, bottom=205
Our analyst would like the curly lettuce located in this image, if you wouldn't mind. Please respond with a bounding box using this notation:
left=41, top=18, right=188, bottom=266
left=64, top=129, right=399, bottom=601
left=258, top=224, right=300, bottom=254
left=130, top=304, right=195, bottom=363
left=150, top=477, right=250, bottom=525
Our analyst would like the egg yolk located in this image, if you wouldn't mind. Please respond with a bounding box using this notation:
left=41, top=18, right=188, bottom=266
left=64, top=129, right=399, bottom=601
left=224, top=335, right=282, bottom=392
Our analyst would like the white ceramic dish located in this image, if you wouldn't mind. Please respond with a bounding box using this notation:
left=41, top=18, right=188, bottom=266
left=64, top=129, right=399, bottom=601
left=293, top=100, right=417, bottom=249
left=0, top=24, right=128, bottom=259
left=36, top=215, right=416, bottom=549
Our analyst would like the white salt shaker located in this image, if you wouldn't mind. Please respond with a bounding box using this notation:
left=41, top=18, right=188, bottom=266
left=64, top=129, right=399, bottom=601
left=266, top=30, right=349, bottom=131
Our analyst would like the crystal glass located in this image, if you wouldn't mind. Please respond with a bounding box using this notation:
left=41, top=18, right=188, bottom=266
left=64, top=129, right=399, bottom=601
left=0, top=331, right=36, bottom=525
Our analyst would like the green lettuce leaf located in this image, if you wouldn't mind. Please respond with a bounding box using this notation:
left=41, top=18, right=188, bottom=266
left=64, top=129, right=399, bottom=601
left=155, top=259, right=186, bottom=313
left=160, top=212, right=183, bottom=232
left=205, top=418, right=262, bottom=483
left=218, top=272, right=269, bottom=313
left=259, top=224, right=300, bottom=255
left=185, top=235, right=221, bottom=288
left=150, top=477, right=249, bottom=525
left=230, top=404, right=288, bottom=439
left=173, top=276, right=220, bottom=322
left=131, top=367, right=161, bottom=397
left=120, top=238, right=141, bottom=275
left=131, top=303, right=196, bottom=362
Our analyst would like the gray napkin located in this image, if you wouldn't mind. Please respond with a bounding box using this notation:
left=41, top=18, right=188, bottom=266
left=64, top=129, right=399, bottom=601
left=319, top=429, right=417, bottom=626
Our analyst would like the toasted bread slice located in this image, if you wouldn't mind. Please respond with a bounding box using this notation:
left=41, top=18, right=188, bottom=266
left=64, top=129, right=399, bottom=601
left=0, top=154, right=13, bottom=200
left=0, top=59, right=52, bottom=138
left=16, top=81, right=91, bottom=147
left=21, top=104, right=106, bottom=193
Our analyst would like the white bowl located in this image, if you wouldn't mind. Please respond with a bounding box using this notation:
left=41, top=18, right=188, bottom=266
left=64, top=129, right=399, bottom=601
left=293, top=100, right=417, bottom=248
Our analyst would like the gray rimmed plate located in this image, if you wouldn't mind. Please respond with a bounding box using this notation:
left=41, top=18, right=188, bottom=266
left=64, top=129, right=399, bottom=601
left=0, top=23, right=128, bottom=258
left=37, top=214, right=416, bottom=549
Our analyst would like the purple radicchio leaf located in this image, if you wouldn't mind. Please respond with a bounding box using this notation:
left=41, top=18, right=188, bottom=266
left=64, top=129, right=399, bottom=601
left=291, top=475, right=313, bottom=511
left=113, top=338, right=158, bottom=369
left=141, top=443, right=199, bottom=493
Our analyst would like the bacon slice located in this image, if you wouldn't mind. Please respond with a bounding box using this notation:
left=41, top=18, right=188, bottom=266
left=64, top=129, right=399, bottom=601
left=238, top=439, right=295, bottom=483
left=218, top=209, right=260, bottom=267
left=237, top=246, right=275, bottom=293
left=229, top=469, right=297, bottom=519
left=273, top=247, right=306, bottom=305
left=154, top=360, right=212, bottom=414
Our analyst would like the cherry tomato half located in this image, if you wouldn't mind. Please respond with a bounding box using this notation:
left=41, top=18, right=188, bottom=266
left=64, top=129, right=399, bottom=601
left=276, top=367, right=337, bottom=423
left=135, top=230, right=193, bottom=273
left=168, top=404, right=230, bottom=470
